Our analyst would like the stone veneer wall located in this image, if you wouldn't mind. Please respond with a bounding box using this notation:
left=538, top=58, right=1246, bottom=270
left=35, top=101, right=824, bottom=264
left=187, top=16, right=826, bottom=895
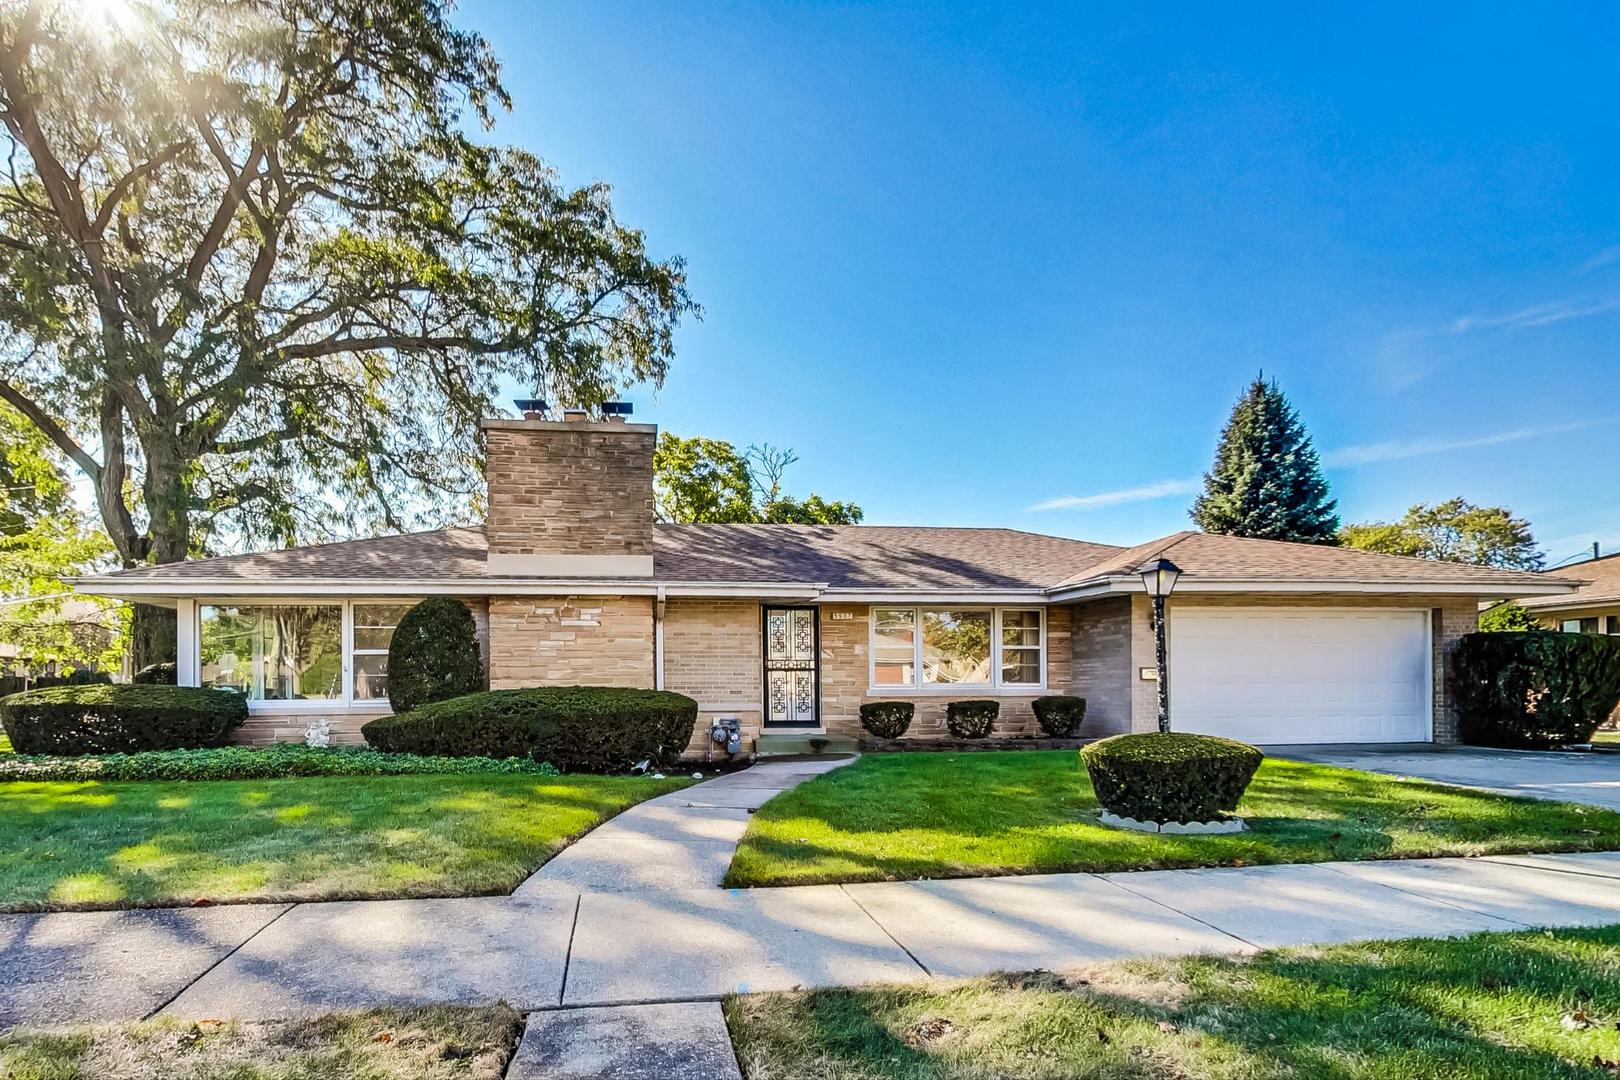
left=660, top=598, right=765, bottom=763
left=483, top=421, right=656, bottom=557
left=817, top=603, right=1075, bottom=740
left=487, top=595, right=654, bottom=689
left=236, top=599, right=492, bottom=746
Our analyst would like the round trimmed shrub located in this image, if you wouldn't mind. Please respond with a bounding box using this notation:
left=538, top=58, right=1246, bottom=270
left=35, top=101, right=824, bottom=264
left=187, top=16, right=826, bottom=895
left=859, top=701, right=914, bottom=740
left=386, top=598, right=484, bottom=714
left=132, top=662, right=177, bottom=685
left=0, top=684, right=248, bottom=755
left=1080, top=732, right=1263, bottom=824
left=1451, top=631, right=1620, bottom=749
left=362, top=686, right=698, bottom=772
left=945, top=699, right=999, bottom=739
left=1032, top=695, right=1087, bottom=737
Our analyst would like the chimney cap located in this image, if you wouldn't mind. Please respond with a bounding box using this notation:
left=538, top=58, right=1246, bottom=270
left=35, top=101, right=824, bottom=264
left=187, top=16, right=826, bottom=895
left=601, top=401, right=633, bottom=421
left=513, top=397, right=549, bottom=418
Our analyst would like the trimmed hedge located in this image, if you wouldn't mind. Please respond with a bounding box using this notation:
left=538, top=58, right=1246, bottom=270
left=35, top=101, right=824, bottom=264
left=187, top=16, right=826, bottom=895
left=945, top=699, right=999, bottom=739
left=132, top=662, right=178, bottom=685
left=386, top=597, right=484, bottom=714
left=1080, top=732, right=1263, bottom=824
left=0, top=744, right=560, bottom=783
left=1451, top=631, right=1620, bottom=749
left=1032, top=695, right=1087, bottom=738
left=362, top=686, right=698, bottom=772
left=859, top=701, right=915, bottom=740
left=0, top=670, right=111, bottom=697
left=0, top=684, right=247, bottom=755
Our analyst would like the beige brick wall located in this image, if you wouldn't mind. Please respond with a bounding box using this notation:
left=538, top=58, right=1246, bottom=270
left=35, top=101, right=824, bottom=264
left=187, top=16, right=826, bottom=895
left=1066, top=595, right=1135, bottom=736
left=487, top=595, right=654, bottom=688
left=819, top=603, right=1077, bottom=740
left=483, top=420, right=655, bottom=557
left=661, top=598, right=764, bottom=761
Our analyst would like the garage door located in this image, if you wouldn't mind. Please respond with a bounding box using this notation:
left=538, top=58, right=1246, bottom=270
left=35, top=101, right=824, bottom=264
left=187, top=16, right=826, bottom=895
left=1168, top=608, right=1431, bottom=744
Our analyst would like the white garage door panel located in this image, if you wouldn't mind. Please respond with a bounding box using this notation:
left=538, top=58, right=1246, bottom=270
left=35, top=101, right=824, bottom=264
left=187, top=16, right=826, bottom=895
left=1168, top=608, right=1431, bottom=744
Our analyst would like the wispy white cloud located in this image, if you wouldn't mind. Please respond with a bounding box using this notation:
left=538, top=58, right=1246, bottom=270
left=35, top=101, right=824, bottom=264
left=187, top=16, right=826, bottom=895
left=1027, top=478, right=1200, bottom=512
left=1321, top=420, right=1598, bottom=468
left=1445, top=296, right=1620, bottom=335
left=1031, top=420, right=1611, bottom=513
left=1580, top=245, right=1620, bottom=273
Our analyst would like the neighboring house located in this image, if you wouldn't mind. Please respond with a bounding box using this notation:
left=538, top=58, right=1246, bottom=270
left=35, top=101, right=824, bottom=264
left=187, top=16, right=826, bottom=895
left=77, top=416, right=1574, bottom=753
left=1515, top=552, right=1620, bottom=637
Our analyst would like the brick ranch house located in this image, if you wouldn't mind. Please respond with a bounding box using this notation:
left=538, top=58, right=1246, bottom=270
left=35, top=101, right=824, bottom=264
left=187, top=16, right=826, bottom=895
left=80, top=416, right=1578, bottom=757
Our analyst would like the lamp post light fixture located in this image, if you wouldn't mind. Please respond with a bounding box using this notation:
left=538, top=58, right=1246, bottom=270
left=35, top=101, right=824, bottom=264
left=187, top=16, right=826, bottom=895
left=1138, top=558, right=1182, bottom=733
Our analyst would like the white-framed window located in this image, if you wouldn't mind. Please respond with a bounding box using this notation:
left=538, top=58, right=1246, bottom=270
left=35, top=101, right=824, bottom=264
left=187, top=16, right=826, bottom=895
left=869, top=606, right=1045, bottom=691
left=195, top=599, right=422, bottom=710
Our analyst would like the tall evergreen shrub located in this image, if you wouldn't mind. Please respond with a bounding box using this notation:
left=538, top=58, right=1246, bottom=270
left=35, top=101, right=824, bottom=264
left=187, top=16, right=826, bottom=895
left=386, top=598, right=484, bottom=713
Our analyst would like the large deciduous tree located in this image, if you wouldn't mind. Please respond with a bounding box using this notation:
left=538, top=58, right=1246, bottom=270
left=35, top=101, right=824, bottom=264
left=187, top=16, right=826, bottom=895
left=0, top=0, right=697, bottom=664
left=1341, top=498, right=1544, bottom=570
left=0, top=403, right=124, bottom=670
left=653, top=434, right=863, bottom=525
left=1191, top=376, right=1339, bottom=544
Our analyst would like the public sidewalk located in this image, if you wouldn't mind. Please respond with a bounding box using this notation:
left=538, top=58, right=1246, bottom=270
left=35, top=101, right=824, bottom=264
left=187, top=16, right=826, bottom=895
left=6, top=764, right=1620, bottom=1031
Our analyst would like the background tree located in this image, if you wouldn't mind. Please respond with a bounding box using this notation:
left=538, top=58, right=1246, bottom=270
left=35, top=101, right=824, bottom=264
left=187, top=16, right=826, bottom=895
left=1341, top=498, right=1544, bottom=570
left=653, top=433, right=863, bottom=524
left=1191, top=376, right=1339, bottom=543
left=0, top=404, right=124, bottom=671
left=0, top=0, right=697, bottom=665
left=651, top=435, right=755, bottom=524
left=1479, top=602, right=1540, bottom=632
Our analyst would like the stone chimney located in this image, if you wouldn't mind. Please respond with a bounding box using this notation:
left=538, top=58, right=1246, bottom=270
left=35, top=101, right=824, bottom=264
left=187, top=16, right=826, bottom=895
left=482, top=416, right=657, bottom=577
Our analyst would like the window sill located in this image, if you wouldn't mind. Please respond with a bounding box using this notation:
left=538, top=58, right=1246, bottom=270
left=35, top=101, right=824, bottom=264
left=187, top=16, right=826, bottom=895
left=865, top=686, right=1048, bottom=698
left=238, top=700, right=393, bottom=714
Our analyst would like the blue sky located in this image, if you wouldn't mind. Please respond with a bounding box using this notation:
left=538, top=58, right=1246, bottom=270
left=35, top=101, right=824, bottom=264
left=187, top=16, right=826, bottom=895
left=463, top=1, right=1620, bottom=563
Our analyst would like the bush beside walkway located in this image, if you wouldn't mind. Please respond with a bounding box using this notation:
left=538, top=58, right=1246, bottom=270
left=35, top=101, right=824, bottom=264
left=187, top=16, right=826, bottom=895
left=725, top=750, right=1620, bottom=887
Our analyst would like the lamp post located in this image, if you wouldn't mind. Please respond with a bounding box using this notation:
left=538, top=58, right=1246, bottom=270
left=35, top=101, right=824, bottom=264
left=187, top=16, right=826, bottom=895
left=1138, top=558, right=1182, bottom=733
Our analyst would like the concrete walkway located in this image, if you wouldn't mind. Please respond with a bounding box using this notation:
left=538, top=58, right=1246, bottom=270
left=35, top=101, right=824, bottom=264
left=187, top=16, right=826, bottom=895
left=9, top=757, right=1620, bottom=1044
left=516, top=756, right=855, bottom=894
left=1273, top=743, right=1620, bottom=810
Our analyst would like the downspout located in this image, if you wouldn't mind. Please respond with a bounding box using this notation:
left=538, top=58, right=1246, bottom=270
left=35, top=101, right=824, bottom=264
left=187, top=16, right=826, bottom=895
left=654, top=585, right=666, bottom=690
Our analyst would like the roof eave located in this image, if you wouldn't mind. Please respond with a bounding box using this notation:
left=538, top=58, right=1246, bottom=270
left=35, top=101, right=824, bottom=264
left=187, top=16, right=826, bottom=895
left=1042, top=574, right=1579, bottom=604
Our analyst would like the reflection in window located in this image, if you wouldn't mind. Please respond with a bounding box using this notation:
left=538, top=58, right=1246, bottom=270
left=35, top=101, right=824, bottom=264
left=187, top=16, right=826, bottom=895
left=352, top=603, right=413, bottom=701
left=872, top=608, right=917, bottom=685
left=200, top=605, right=342, bottom=700
left=922, top=610, right=991, bottom=684
left=1000, top=609, right=1042, bottom=684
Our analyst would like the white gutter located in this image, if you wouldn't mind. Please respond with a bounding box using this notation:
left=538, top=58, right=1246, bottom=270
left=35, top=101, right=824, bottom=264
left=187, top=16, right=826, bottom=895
left=71, top=577, right=828, bottom=601
left=1042, top=575, right=1581, bottom=604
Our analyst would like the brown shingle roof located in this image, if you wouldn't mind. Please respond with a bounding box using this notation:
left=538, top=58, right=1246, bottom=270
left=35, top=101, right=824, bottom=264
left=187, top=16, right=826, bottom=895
left=1053, top=530, right=1555, bottom=591
left=88, top=525, right=1123, bottom=591
left=83, top=523, right=1562, bottom=595
left=1518, top=554, right=1619, bottom=611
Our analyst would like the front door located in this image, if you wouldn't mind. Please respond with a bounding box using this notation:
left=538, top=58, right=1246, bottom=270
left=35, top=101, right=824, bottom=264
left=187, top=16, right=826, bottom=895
left=762, top=606, right=820, bottom=729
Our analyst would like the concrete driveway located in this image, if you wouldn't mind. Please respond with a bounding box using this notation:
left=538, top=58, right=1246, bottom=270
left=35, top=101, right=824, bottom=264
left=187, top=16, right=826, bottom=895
left=1271, top=743, right=1620, bottom=810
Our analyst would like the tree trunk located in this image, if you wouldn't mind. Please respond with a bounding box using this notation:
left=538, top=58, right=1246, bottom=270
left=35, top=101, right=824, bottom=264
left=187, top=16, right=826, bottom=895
left=130, top=604, right=177, bottom=671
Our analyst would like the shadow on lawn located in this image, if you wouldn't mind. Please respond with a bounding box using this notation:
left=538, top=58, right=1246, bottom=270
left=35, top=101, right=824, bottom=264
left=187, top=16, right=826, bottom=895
left=731, top=928, right=1620, bottom=1079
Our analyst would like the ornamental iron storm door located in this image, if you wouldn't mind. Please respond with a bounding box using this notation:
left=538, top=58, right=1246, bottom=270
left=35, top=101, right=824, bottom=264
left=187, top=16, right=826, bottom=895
left=763, top=606, right=820, bottom=729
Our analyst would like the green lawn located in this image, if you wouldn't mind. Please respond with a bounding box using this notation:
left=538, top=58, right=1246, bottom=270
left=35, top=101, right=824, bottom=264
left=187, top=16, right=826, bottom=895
left=1594, top=731, right=1619, bottom=747
left=727, top=926, right=1620, bottom=1079
left=0, top=1005, right=519, bottom=1080
left=724, top=751, right=1620, bottom=887
left=0, top=772, right=687, bottom=912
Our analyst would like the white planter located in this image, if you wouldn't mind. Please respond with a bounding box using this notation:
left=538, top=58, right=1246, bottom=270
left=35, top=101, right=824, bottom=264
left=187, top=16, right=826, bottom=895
left=1099, top=810, right=1246, bottom=835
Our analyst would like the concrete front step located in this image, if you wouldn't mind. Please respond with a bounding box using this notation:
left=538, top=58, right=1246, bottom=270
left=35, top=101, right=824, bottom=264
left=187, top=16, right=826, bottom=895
left=509, top=1002, right=742, bottom=1080
left=754, top=733, right=859, bottom=756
